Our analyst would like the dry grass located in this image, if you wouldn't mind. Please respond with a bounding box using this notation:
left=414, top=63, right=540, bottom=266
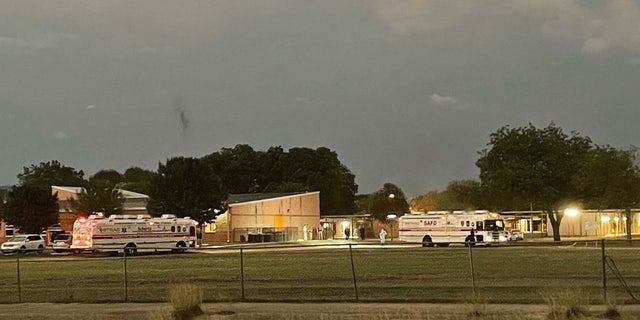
left=168, top=283, right=205, bottom=320
left=541, top=287, right=591, bottom=319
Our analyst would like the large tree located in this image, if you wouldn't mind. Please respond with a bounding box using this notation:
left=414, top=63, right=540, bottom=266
left=279, top=147, right=358, bottom=215
left=409, top=180, right=486, bottom=212
left=147, top=157, right=228, bottom=226
left=18, top=160, right=84, bottom=189
left=367, top=183, right=409, bottom=221
left=203, top=145, right=358, bottom=215
left=91, top=169, right=125, bottom=186
left=121, top=166, right=155, bottom=195
left=476, top=123, right=592, bottom=241
left=574, top=146, right=640, bottom=240
left=69, top=178, right=125, bottom=216
left=203, top=144, right=260, bottom=194
left=1, top=184, right=59, bottom=234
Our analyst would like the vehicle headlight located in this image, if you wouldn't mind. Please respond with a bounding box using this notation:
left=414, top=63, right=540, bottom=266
left=499, top=236, right=506, bottom=241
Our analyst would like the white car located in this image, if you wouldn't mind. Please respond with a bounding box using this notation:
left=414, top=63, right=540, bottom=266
left=508, top=229, right=525, bottom=241
left=51, top=233, right=72, bottom=253
left=1, top=234, right=46, bottom=254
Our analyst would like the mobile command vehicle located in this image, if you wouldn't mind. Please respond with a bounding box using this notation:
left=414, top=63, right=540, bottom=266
left=70, top=214, right=197, bottom=255
left=398, top=210, right=508, bottom=246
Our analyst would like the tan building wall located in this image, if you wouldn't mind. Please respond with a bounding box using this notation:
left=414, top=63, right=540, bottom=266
left=202, top=192, right=320, bottom=244
left=549, top=209, right=640, bottom=237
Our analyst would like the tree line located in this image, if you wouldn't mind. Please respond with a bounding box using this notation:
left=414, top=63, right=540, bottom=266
left=0, top=145, right=358, bottom=234
left=409, top=123, right=640, bottom=241
left=1, top=123, right=638, bottom=241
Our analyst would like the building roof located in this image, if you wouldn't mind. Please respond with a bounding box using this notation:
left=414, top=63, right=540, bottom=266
left=227, top=192, right=319, bottom=205
left=51, top=185, right=149, bottom=199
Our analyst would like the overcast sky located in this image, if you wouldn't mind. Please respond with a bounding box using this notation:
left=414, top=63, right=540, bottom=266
left=1, top=1, right=640, bottom=197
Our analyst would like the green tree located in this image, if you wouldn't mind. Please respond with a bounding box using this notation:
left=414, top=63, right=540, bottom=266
left=1, top=184, right=59, bottom=234
left=18, top=160, right=84, bottom=189
left=69, top=178, right=125, bottom=216
left=147, top=157, right=228, bottom=226
left=203, top=145, right=358, bottom=215
left=368, top=183, right=409, bottom=221
left=409, top=190, right=442, bottom=212
left=121, top=166, right=154, bottom=195
left=91, top=169, right=125, bottom=185
left=476, top=123, right=592, bottom=241
left=275, top=147, right=358, bottom=215
left=203, top=144, right=260, bottom=194
left=575, top=146, right=640, bottom=240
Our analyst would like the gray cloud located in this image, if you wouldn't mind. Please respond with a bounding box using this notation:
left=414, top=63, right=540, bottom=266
left=1, top=1, right=639, bottom=197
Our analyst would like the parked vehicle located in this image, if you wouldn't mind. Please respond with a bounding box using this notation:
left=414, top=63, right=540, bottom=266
left=51, top=233, right=72, bottom=253
left=398, top=210, right=508, bottom=247
left=1, top=234, right=46, bottom=254
left=70, top=213, right=197, bottom=255
left=508, top=229, right=525, bottom=241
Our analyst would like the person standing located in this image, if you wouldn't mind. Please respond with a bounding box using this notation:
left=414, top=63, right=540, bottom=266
left=379, top=228, right=387, bottom=245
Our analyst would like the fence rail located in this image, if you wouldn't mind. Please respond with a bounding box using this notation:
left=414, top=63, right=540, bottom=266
left=0, top=239, right=639, bottom=304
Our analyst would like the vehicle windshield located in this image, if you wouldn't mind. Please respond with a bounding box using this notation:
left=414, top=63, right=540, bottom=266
left=484, top=219, right=505, bottom=231
left=9, top=236, right=26, bottom=242
left=54, top=234, right=70, bottom=241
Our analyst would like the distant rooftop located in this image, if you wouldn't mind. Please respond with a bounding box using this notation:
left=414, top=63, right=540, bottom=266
left=227, top=192, right=318, bottom=205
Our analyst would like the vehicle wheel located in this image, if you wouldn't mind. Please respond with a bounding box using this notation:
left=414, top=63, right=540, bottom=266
left=19, top=246, right=27, bottom=254
left=124, top=245, right=137, bottom=256
left=37, top=245, right=44, bottom=253
left=464, top=235, right=476, bottom=247
left=172, top=242, right=187, bottom=253
left=421, top=235, right=434, bottom=247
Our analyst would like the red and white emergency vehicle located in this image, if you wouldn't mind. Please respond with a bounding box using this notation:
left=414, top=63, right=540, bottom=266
left=70, top=213, right=197, bottom=255
left=398, top=210, right=508, bottom=246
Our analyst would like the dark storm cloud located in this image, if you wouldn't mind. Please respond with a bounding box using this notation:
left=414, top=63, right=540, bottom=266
left=1, top=0, right=640, bottom=197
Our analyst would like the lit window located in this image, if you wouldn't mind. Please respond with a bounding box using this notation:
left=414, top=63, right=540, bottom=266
left=204, top=222, right=217, bottom=233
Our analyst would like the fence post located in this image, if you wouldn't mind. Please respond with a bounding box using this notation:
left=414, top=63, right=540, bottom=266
left=240, top=247, right=245, bottom=300
left=123, top=250, right=128, bottom=302
left=16, top=254, right=21, bottom=303
left=468, top=243, right=477, bottom=299
left=601, top=238, right=607, bottom=303
left=348, top=244, right=359, bottom=301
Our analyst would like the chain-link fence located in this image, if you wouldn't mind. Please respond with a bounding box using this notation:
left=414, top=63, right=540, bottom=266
left=0, top=239, right=638, bottom=304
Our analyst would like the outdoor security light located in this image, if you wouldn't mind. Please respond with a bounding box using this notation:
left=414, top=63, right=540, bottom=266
left=564, top=208, right=579, bottom=217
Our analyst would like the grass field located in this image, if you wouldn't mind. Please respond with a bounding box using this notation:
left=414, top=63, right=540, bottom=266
left=0, top=241, right=639, bottom=305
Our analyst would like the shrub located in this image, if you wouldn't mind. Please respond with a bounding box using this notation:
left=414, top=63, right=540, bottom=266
left=167, top=283, right=204, bottom=320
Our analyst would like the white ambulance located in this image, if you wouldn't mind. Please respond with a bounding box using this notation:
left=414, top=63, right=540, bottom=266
left=70, top=213, right=197, bottom=255
left=398, top=210, right=508, bottom=246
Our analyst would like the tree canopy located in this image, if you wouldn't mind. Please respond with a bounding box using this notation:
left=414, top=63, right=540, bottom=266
left=367, top=183, right=409, bottom=221
left=18, top=160, right=84, bottom=189
left=574, top=146, right=640, bottom=240
left=409, top=180, right=484, bottom=212
left=476, top=123, right=594, bottom=241
left=147, top=157, right=228, bottom=225
left=69, top=177, right=125, bottom=216
left=0, top=184, right=59, bottom=234
left=121, top=166, right=154, bottom=195
left=203, top=145, right=358, bottom=215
